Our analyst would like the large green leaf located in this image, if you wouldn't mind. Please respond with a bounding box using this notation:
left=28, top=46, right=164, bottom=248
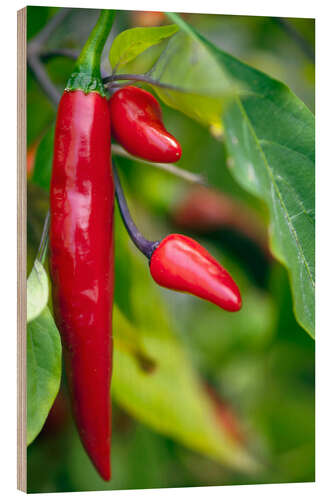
left=27, top=307, right=62, bottom=445
left=148, top=30, right=242, bottom=132
left=160, top=13, right=315, bottom=338
left=112, top=317, right=258, bottom=473
left=111, top=249, right=260, bottom=474
left=27, top=260, right=49, bottom=323
left=109, top=25, right=179, bottom=70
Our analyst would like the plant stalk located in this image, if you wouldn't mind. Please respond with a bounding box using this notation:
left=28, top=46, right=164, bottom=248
left=112, top=160, right=159, bottom=259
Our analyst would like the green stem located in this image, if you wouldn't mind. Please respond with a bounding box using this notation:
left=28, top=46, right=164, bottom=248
left=66, top=9, right=115, bottom=96
left=74, top=9, right=115, bottom=78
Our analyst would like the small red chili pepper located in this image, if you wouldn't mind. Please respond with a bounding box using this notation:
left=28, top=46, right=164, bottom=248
left=150, top=234, right=241, bottom=312
left=49, top=10, right=115, bottom=481
left=113, top=161, right=242, bottom=312
left=109, top=86, right=182, bottom=163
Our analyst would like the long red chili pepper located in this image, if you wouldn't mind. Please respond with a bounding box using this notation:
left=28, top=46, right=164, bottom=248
left=109, top=86, right=182, bottom=163
left=113, top=161, right=241, bottom=312
left=49, top=10, right=115, bottom=481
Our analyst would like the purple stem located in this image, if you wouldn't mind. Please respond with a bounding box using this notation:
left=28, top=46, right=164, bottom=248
left=112, top=161, right=159, bottom=259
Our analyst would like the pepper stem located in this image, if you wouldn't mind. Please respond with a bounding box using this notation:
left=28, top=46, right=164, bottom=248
left=66, top=9, right=115, bottom=96
left=112, top=161, right=159, bottom=260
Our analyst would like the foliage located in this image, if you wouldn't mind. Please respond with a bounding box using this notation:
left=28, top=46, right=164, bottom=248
left=154, top=13, right=315, bottom=337
left=112, top=211, right=263, bottom=472
left=109, top=24, right=179, bottom=70
left=27, top=260, right=49, bottom=322
left=26, top=6, right=315, bottom=492
left=27, top=307, right=62, bottom=445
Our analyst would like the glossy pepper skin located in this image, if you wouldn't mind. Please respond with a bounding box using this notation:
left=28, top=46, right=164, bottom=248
left=109, top=86, right=182, bottom=163
left=149, top=234, right=242, bottom=312
left=49, top=10, right=115, bottom=481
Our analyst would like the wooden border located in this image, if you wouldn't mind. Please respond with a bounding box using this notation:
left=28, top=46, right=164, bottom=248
left=17, top=7, right=27, bottom=493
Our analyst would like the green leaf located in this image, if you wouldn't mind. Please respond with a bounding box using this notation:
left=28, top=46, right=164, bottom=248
left=165, top=13, right=315, bottom=338
left=27, top=307, right=62, bottom=445
left=112, top=257, right=260, bottom=474
left=148, top=31, right=243, bottom=132
left=32, top=124, right=54, bottom=191
left=27, top=260, right=49, bottom=323
left=109, top=25, right=179, bottom=70
left=112, top=319, right=258, bottom=473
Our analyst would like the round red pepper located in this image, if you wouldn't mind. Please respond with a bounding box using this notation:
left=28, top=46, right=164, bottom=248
left=49, top=10, right=115, bottom=481
left=109, top=86, right=182, bottom=163
left=149, top=234, right=242, bottom=312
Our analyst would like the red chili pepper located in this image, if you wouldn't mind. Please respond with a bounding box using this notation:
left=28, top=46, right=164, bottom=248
left=150, top=234, right=242, bottom=312
left=49, top=11, right=115, bottom=481
left=113, top=162, right=242, bottom=312
left=109, top=86, right=182, bottom=163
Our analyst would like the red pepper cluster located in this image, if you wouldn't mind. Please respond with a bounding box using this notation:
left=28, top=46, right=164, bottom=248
left=49, top=11, right=241, bottom=483
left=109, top=85, right=241, bottom=312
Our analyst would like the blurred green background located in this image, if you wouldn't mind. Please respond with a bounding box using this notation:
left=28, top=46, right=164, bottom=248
left=26, top=7, right=315, bottom=493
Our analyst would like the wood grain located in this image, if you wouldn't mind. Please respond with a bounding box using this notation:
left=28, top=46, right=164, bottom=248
left=17, top=7, right=27, bottom=493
